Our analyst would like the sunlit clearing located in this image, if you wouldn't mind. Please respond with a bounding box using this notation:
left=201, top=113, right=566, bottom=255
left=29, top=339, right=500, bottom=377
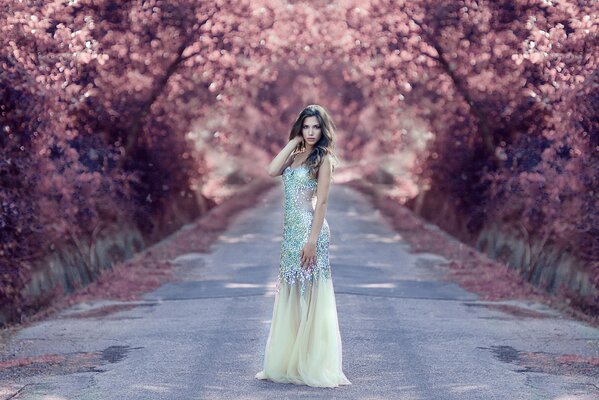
left=366, top=262, right=392, bottom=267
left=0, top=388, right=20, bottom=397
left=448, top=384, right=491, bottom=393
left=364, top=233, right=403, bottom=243
left=218, top=233, right=258, bottom=243
left=130, top=384, right=172, bottom=393
left=345, top=213, right=384, bottom=223
left=173, top=253, right=205, bottom=262
left=339, top=233, right=404, bottom=243
left=333, top=169, right=362, bottom=183
left=354, top=283, right=396, bottom=289
left=224, top=283, right=263, bottom=288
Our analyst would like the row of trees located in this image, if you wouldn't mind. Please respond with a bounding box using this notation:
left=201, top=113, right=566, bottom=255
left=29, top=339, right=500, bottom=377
left=1, top=0, right=269, bottom=317
left=346, top=0, right=598, bottom=304
left=1, top=0, right=596, bottom=319
left=248, top=0, right=598, bottom=276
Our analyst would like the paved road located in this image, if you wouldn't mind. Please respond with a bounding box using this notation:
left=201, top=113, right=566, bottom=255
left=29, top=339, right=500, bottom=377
left=1, top=182, right=598, bottom=399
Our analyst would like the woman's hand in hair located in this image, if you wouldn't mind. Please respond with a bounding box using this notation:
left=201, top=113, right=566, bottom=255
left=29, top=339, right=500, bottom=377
left=291, top=135, right=304, bottom=146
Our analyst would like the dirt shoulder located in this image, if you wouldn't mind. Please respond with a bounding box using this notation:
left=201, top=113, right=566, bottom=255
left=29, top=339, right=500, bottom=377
left=343, top=178, right=599, bottom=329
left=1, top=178, right=277, bottom=335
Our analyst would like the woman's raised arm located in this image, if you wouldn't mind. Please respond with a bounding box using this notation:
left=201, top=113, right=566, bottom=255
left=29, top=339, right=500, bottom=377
left=266, top=136, right=303, bottom=177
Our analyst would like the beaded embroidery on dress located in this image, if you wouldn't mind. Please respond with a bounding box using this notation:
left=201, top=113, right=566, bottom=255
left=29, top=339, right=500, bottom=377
left=278, top=164, right=331, bottom=296
left=255, top=161, right=351, bottom=388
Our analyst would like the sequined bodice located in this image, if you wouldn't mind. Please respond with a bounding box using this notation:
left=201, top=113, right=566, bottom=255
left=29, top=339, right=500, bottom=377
left=283, top=164, right=318, bottom=214
left=277, top=164, right=331, bottom=297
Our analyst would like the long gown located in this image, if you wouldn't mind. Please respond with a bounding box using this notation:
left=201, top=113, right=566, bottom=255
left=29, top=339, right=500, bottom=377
left=255, top=163, right=351, bottom=388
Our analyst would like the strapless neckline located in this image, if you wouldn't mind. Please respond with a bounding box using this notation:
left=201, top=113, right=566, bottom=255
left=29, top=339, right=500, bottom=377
left=286, top=164, right=307, bottom=171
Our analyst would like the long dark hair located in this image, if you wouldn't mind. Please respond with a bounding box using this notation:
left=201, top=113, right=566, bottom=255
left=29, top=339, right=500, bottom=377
left=288, top=104, right=340, bottom=179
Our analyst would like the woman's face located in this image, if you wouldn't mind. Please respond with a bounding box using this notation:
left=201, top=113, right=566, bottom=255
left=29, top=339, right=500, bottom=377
left=301, top=115, right=322, bottom=146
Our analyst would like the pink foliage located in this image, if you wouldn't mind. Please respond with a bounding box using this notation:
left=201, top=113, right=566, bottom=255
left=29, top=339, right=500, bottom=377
left=340, top=0, right=597, bottom=267
left=0, top=0, right=261, bottom=316
left=1, top=0, right=596, bottom=321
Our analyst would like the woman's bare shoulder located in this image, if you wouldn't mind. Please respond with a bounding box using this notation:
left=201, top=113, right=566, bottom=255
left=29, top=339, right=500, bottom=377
left=321, top=154, right=333, bottom=167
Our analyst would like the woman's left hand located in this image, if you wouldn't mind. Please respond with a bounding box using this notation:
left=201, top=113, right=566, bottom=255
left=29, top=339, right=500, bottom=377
left=300, top=240, right=317, bottom=270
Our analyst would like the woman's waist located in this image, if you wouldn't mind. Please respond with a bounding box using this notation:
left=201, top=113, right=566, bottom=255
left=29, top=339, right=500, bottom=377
left=283, top=217, right=329, bottom=233
left=283, top=205, right=315, bottom=216
left=284, top=199, right=314, bottom=206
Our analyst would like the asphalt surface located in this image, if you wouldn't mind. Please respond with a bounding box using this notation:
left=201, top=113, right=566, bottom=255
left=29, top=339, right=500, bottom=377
left=1, top=182, right=598, bottom=399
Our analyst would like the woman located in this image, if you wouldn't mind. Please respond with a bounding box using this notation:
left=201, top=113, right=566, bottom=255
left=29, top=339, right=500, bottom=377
left=255, top=104, right=351, bottom=388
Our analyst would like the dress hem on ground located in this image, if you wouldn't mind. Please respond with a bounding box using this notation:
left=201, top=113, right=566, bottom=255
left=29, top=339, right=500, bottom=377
left=255, top=277, right=351, bottom=388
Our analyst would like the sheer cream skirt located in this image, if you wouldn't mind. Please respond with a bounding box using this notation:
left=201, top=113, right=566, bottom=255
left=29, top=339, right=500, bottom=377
left=255, top=277, right=351, bottom=388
